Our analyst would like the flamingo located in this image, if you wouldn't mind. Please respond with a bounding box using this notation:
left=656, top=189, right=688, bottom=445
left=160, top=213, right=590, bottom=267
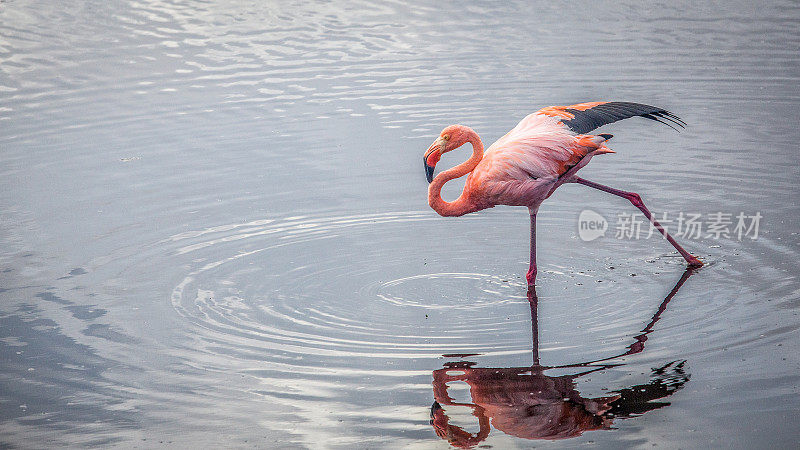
left=423, top=101, right=703, bottom=287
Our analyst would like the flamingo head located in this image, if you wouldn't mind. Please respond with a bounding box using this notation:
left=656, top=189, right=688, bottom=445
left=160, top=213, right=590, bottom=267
left=423, top=125, right=472, bottom=183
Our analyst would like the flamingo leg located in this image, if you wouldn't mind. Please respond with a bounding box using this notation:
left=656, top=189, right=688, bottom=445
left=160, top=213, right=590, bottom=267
left=526, top=211, right=538, bottom=287
left=574, top=177, right=703, bottom=267
left=527, top=287, right=539, bottom=366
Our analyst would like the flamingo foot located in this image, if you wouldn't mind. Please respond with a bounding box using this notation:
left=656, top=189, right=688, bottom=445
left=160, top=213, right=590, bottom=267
left=686, top=255, right=704, bottom=267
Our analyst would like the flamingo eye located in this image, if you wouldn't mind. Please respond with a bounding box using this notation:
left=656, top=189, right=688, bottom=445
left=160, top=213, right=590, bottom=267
left=442, top=134, right=450, bottom=141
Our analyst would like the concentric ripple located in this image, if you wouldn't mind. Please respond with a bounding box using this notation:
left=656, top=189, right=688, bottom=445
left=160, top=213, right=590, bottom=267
left=373, top=272, right=523, bottom=310
left=169, top=212, right=541, bottom=365
left=166, top=208, right=782, bottom=371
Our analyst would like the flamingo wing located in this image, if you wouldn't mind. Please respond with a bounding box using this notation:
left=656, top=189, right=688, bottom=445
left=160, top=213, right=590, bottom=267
left=536, top=102, right=685, bottom=134
left=469, top=102, right=682, bottom=208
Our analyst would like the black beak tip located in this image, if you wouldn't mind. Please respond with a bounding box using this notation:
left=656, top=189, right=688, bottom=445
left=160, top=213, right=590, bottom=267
left=425, top=165, right=435, bottom=183
left=424, top=159, right=435, bottom=183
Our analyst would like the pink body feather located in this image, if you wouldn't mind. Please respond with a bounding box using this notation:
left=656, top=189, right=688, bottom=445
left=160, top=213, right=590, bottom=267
left=467, top=113, right=605, bottom=210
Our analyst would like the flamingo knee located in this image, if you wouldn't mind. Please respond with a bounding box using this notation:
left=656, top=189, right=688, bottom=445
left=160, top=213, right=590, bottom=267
left=624, top=192, right=644, bottom=208
left=526, top=266, right=537, bottom=287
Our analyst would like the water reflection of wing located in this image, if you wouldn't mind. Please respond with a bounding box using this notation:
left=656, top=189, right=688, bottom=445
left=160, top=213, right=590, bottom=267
left=609, top=360, right=690, bottom=418
left=429, top=267, right=697, bottom=448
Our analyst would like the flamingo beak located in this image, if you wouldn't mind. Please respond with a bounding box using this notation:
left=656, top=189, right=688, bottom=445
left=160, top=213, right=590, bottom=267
left=424, top=139, right=443, bottom=183
left=424, top=155, right=435, bottom=183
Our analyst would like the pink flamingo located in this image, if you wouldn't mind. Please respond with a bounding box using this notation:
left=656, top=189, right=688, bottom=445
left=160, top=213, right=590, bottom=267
left=423, top=102, right=703, bottom=287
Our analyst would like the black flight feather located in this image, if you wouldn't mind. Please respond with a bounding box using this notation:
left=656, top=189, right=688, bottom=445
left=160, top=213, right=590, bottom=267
left=560, top=102, right=685, bottom=134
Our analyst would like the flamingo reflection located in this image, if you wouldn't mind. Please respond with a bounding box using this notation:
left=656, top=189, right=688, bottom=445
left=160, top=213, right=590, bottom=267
left=430, top=268, right=695, bottom=447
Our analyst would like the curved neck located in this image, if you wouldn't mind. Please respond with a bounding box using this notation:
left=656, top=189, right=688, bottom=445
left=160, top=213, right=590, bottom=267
left=428, top=131, right=484, bottom=217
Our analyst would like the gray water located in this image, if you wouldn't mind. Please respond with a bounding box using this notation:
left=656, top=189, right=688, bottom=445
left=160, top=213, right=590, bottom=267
left=1, top=1, right=799, bottom=448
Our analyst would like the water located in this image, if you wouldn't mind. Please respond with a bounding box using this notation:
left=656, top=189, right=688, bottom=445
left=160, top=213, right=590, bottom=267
left=1, top=1, right=799, bottom=447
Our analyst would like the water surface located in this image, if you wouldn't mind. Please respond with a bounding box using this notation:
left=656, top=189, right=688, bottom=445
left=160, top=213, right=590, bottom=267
left=1, top=1, right=799, bottom=448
